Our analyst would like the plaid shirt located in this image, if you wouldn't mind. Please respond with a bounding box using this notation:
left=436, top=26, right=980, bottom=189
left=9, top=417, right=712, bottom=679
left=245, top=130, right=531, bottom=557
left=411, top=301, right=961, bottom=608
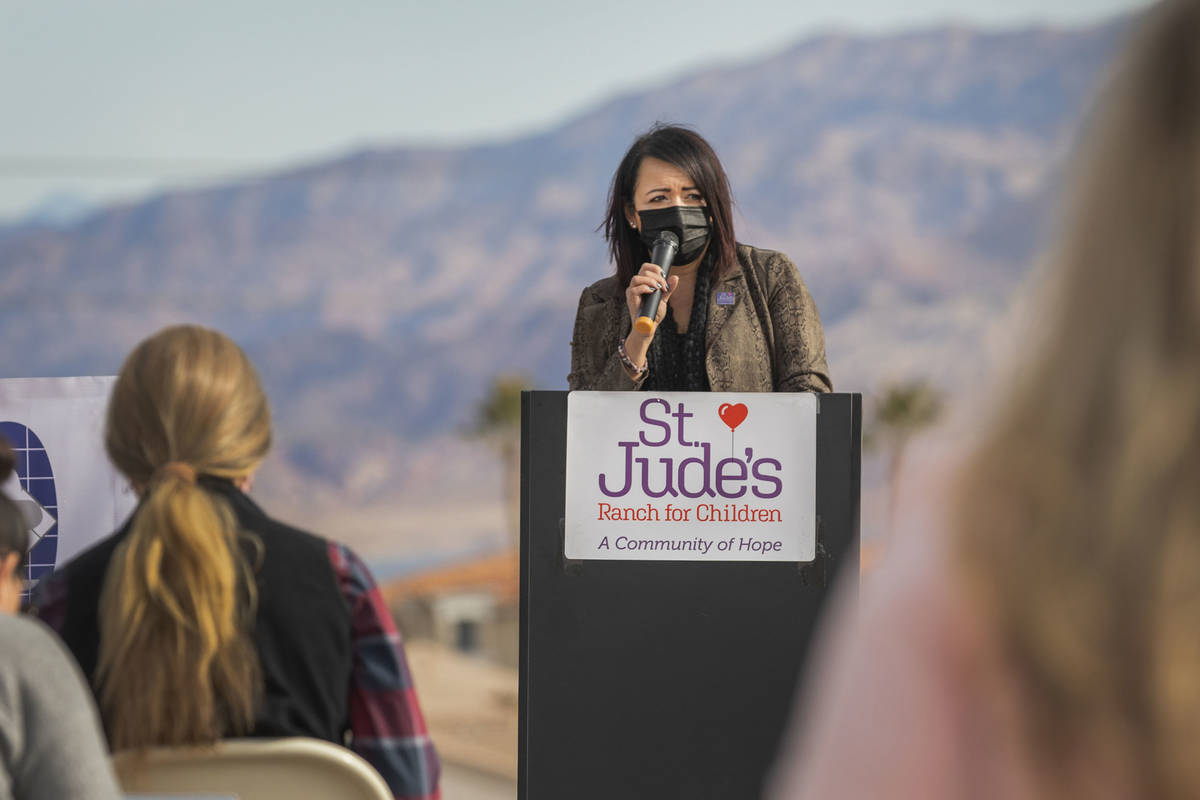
left=32, top=543, right=440, bottom=800
left=327, top=541, right=441, bottom=799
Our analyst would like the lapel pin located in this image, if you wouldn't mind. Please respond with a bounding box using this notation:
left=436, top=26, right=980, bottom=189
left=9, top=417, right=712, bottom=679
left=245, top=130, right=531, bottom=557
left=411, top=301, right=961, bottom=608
left=716, top=291, right=735, bottom=306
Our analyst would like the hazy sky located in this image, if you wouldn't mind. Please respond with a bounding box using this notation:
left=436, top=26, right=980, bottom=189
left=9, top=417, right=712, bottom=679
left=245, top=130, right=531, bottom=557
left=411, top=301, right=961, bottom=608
left=0, top=0, right=1148, bottom=220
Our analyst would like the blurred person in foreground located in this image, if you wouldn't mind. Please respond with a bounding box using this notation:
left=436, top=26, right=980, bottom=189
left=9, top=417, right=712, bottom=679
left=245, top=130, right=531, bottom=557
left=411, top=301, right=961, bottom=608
left=0, top=440, right=122, bottom=800
left=568, top=124, right=831, bottom=392
left=767, top=2, right=1200, bottom=798
left=30, top=325, right=440, bottom=800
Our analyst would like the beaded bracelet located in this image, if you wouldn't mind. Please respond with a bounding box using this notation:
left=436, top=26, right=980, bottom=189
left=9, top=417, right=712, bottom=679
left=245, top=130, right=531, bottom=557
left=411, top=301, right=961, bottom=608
left=616, top=338, right=648, bottom=379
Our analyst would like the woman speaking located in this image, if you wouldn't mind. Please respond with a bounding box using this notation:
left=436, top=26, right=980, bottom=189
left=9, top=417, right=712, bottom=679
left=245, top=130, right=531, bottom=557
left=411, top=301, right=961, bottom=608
left=568, top=124, right=831, bottom=393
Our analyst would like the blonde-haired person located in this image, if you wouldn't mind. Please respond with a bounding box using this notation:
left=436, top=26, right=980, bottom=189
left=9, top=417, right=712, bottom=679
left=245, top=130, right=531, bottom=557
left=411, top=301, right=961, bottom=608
left=31, top=325, right=440, bottom=800
left=0, top=439, right=123, bottom=800
left=768, top=3, right=1200, bottom=799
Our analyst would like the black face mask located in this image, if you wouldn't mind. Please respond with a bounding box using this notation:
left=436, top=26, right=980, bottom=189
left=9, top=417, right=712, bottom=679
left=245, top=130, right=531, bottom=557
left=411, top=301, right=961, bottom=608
left=637, top=205, right=712, bottom=264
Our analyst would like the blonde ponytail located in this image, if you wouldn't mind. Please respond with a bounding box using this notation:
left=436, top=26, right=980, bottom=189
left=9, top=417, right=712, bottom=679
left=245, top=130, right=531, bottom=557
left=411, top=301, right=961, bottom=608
left=99, top=325, right=271, bottom=751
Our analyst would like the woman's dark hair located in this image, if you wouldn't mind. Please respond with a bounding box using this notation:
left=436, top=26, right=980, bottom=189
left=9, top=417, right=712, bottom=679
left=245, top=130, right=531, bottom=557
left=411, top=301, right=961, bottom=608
left=0, top=438, right=27, bottom=571
left=603, top=124, right=738, bottom=288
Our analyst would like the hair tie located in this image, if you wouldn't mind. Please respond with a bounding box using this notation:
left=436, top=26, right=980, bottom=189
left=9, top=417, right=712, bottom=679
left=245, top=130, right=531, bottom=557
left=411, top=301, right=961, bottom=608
left=153, top=461, right=197, bottom=485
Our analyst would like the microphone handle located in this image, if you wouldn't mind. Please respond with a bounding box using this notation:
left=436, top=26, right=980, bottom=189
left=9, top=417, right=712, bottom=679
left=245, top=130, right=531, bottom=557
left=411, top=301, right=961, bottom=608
left=634, top=238, right=679, bottom=335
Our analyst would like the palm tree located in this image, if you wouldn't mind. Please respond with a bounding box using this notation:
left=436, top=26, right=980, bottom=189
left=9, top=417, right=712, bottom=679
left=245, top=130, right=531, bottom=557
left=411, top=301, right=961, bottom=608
left=468, top=374, right=532, bottom=551
left=868, top=380, right=944, bottom=544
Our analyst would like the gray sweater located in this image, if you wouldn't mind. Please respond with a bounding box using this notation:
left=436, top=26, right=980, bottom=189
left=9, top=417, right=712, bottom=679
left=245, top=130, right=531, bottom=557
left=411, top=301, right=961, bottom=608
left=0, top=614, right=121, bottom=800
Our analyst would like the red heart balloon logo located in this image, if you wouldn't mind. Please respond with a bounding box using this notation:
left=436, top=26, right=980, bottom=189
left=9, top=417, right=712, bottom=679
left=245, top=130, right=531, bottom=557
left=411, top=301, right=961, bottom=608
left=718, top=403, right=748, bottom=431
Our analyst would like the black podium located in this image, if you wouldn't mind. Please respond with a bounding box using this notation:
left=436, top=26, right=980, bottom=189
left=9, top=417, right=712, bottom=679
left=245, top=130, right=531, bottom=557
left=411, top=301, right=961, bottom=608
left=519, top=391, right=861, bottom=799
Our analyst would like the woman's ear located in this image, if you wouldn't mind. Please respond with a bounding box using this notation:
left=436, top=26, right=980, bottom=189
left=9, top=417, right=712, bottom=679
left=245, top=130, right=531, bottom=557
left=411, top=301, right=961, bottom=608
left=625, top=205, right=639, bottom=231
left=0, top=550, right=16, bottom=577
left=0, top=552, right=21, bottom=614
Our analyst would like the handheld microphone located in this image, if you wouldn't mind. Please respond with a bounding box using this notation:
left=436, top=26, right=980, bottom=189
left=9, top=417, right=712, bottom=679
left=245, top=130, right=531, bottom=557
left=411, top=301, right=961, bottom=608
left=634, top=231, right=680, bottom=335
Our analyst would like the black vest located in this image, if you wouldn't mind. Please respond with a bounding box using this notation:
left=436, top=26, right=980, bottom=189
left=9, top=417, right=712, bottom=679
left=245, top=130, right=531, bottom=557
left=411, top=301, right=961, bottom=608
left=55, top=479, right=353, bottom=744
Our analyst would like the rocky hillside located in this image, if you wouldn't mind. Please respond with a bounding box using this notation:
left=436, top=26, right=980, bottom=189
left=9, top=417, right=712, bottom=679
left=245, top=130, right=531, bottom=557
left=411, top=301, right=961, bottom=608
left=0, top=18, right=1126, bottom=545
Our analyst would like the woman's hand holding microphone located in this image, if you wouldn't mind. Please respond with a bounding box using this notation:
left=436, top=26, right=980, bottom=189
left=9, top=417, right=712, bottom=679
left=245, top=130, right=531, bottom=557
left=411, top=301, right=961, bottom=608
left=622, top=263, right=678, bottom=378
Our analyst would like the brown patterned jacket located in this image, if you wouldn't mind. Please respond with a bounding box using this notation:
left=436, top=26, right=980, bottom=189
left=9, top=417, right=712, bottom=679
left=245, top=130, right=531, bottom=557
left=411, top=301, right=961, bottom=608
left=568, top=244, right=832, bottom=392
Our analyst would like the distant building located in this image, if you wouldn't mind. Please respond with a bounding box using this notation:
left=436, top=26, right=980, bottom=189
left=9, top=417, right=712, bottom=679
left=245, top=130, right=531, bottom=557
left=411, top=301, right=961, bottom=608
left=861, top=540, right=884, bottom=575
left=382, top=550, right=519, bottom=668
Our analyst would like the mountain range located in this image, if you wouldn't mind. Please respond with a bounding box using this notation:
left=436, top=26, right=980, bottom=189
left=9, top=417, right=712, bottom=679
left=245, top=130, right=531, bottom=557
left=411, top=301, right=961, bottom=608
left=0, top=17, right=1127, bottom=560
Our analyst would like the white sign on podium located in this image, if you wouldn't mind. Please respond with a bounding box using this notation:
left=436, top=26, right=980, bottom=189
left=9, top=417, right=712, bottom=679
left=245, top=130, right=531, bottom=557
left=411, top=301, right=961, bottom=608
left=565, top=391, right=817, bottom=562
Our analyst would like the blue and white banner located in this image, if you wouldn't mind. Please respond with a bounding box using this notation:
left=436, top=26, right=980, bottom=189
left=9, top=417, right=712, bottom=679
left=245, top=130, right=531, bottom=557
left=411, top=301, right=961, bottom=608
left=0, top=377, right=135, bottom=592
